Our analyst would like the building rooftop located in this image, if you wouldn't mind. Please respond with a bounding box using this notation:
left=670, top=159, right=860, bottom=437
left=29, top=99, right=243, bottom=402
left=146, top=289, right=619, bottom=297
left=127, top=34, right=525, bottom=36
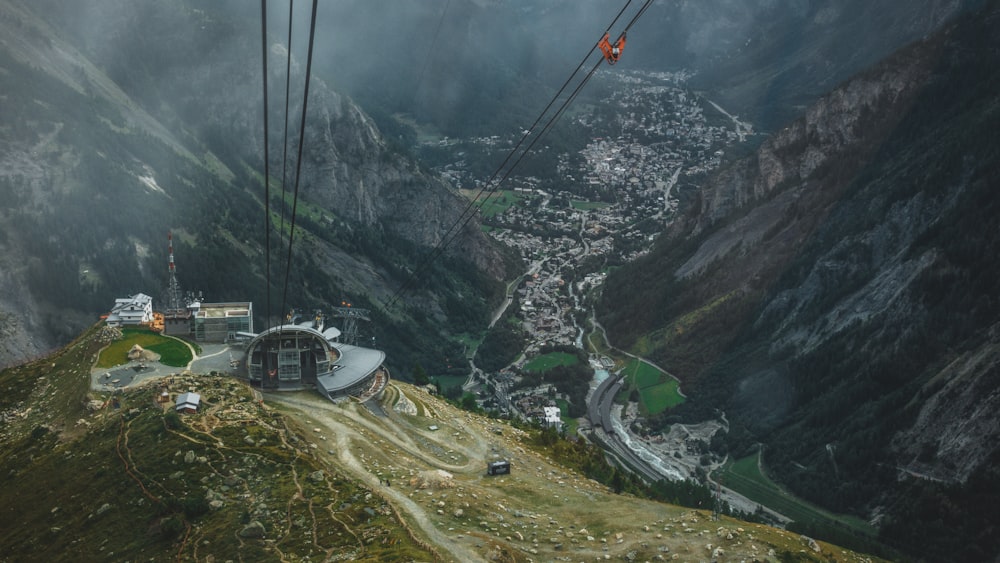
left=317, top=343, right=386, bottom=395
left=192, top=302, right=252, bottom=318
left=175, top=392, right=201, bottom=411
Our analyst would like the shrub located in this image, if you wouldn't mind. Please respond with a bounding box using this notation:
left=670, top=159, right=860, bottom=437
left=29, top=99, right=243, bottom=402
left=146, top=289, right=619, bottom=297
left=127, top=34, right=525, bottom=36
left=160, top=515, right=185, bottom=539
left=164, top=411, right=182, bottom=430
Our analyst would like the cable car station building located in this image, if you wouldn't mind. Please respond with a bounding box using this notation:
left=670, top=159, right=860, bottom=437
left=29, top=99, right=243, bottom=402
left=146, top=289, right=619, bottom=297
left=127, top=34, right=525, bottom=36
left=245, top=318, right=388, bottom=402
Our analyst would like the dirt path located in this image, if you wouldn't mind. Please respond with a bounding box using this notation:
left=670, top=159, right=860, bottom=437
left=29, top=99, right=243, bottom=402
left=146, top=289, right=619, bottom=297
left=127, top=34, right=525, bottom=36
left=260, top=385, right=851, bottom=563
left=264, top=392, right=487, bottom=563
left=267, top=392, right=485, bottom=473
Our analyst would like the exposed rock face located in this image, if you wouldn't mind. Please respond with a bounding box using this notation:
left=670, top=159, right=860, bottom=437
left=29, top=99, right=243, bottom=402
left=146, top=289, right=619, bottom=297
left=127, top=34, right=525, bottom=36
left=120, top=8, right=506, bottom=280
left=676, top=0, right=982, bottom=130
left=599, top=0, right=1000, bottom=528
left=0, top=309, right=46, bottom=369
left=0, top=0, right=508, bottom=367
left=690, top=53, right=932, bottom=238
left=296, top=78, right=503, bottom=278
left=891, top=325, right=1000, bottom=483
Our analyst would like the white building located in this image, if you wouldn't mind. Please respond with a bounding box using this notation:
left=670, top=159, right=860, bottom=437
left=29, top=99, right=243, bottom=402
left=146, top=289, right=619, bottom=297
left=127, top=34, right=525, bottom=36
left=106, top=293, right=154, bottom=326
left=543, top=405, right=562, bottom=429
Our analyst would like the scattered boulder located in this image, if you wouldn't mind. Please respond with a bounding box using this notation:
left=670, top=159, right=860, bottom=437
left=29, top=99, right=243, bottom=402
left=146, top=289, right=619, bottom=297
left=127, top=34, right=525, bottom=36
left=308, top=470, right=325, bottom=483
left=127, top=344, right=159, bottom=362
left=128, top=344, right=144, bottom=361
left=393, top=395, right=418, bottom=416
left=239, top=521, right=266, bottom=538
left=409, top=469, right=455, bottom=489
left=184, top=451, right=196, bottom=463
left=800, top=535, right=821, bottom=552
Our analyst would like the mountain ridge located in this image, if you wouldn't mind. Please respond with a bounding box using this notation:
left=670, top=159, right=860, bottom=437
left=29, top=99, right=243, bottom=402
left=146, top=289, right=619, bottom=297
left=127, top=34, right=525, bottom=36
left=0, top=0, right=510, bottom=372
left=598, top=2, right=1000, bottom=559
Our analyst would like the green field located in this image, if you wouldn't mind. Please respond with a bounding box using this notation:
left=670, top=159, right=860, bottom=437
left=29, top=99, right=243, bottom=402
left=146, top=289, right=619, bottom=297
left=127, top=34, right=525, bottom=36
left=464, top=189, right=525, bottom=218
left=716, top=452, right=876, bottom=538
left=639, top=380, right=684, bottom=413
left=96, top=327, right=193, bottom=368
left=623, top=358, right=663, bottom=388
left=553, top=399, right=578, bottom=435
left=621, top=358, right=684, bottom=415
left=523, top=352, right=579, bottom=373
left=431, top=375, right=467, bottom=394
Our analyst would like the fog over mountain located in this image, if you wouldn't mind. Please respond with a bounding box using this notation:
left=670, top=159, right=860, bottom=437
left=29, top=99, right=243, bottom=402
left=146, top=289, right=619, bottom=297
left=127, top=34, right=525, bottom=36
left=0, top=0, right=511, bottom=371
left=4, top=1, right=974, bottom=366
left=290, top=0, right=985, bottom=136
left=598, top=3, right=1000, bottom=560
left=1, top=0, right=998, bottom=560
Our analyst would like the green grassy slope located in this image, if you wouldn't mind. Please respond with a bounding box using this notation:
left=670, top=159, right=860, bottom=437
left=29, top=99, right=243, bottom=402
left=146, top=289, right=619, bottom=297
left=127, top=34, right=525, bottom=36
left=0, top=326, right=434, bottom=561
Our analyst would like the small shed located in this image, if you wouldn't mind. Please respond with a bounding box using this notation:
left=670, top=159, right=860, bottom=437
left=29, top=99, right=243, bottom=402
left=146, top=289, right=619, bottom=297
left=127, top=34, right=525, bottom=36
left=486, top=460, right=511, bottom=476
left=175, top=392, right=201, bottom=414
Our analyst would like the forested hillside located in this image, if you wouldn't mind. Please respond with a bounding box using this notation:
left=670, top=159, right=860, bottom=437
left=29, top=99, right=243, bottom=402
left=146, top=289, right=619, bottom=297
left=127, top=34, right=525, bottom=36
left=597, top=3, right=1000, bottom=561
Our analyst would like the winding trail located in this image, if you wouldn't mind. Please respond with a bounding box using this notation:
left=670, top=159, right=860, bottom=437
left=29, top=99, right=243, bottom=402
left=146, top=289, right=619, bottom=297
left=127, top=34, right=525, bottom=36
left=264, top=391, right=488, bottom=563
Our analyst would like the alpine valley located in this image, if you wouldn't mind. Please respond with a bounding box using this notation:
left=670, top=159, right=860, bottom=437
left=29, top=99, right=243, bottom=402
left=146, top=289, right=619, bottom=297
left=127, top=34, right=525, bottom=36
left=1, top=0, right=998, bottom=562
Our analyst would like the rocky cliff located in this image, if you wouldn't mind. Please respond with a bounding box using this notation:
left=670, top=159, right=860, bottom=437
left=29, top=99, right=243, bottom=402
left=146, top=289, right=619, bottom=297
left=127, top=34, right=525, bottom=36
left=0, top=0, right=509, bottom=370
left=676, top=0, right=986, bottom=132
left=598, top=3, right=1000, bottom=558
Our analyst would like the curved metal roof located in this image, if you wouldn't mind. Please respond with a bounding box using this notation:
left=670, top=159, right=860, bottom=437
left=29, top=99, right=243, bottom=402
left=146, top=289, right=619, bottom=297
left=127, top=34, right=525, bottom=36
left=249, top=323, right=327, bottom=342
left=317, top=344, right=386, bottom=394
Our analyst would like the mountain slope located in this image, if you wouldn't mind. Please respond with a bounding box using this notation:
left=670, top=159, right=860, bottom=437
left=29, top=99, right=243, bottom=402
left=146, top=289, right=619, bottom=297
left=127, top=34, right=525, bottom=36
left=597, top=2, right=1000, bottom=560
left=674, top=0, right=987, bottom=133
left=0, top=0, right=512, bottom=373
left=0, top=325, right=887, bottom=562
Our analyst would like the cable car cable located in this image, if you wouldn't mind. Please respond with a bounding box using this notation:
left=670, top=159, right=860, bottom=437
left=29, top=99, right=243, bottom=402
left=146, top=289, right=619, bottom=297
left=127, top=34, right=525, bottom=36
left=447, top=0, right=635, bottom=242
left=260, top=0, right=273, bottom=333
left=278, top=0, right=319, bottom=325
left=436, top=56, right=603, bottom=275
left=383, top=1, right=643, bottom=311
left=455, top=0, right=654, bottom=264
left=278, top=0, right=295, bottom=245
left=412, top=0, right=452, bottom=108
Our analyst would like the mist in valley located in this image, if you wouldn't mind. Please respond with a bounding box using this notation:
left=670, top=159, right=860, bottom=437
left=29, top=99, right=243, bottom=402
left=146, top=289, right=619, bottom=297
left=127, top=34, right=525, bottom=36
left=2, top=2, right=999, bottom=560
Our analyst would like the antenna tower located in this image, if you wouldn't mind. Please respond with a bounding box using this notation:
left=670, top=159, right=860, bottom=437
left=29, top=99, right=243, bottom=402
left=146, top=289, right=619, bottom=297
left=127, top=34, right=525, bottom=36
left=330, top=302, right=370, bottom=346
left=166, top=232, right=184, bottom=311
